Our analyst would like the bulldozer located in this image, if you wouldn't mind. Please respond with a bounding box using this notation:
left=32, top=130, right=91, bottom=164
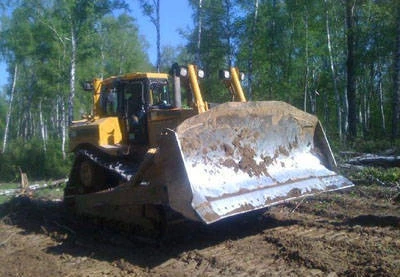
left=64, top=64, right=353, bottom=236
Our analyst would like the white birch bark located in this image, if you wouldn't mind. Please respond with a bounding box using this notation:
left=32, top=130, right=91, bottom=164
left=154, top=0, right=161, bottom=72
left=68, top=25, right=77, bottom=125
left=61, top=98, right=67, bottom=160
left=196, top=0, right=203, bottom=65
left=377, top=66, right=386, bottom=131
left=2, top=64, right=18, bottom=153
left=247, top=0, right=259, bottom=101
left=39, top=100, right=47, bottom=152
left=303, top=12, right=309, bottom=112
left=325, top=0, right=342, bottom=140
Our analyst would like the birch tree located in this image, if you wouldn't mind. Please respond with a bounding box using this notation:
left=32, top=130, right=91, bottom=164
left=52, top=0, right=127, bottom=123
left=2, top=64, right=17, bottom=153
left=346, top=0, right=357, bottom=139
left=247, top=0, right=258, bottom=100
left=196, top=0, right=203, bottom=65
left=392, top=2, right=400, bottom=139
left=138, top=0, right=161, bottom=72
left=325, top=0, right=342, bottom=140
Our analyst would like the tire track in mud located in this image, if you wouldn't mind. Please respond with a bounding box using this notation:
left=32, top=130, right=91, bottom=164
left=1, top=186, right=399, bottom=277
left=153, top=187, right=400, bottom=277
left=155, top=234, right=326, bottom=277
left=263, top=213, right=400, bottom=275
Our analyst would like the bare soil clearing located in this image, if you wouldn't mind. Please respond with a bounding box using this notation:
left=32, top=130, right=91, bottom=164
left=0, top=184, right=399, bottom=277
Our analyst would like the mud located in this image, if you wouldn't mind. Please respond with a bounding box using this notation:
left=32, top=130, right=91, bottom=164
left=0, top=184, right=399, bottom=277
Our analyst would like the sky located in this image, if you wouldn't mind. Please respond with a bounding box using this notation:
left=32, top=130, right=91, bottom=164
left=130, top=0, right=193, bottom=64
left=0, top=0, right=193, bottom=90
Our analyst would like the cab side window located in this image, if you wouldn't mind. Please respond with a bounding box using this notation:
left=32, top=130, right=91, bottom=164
left=123, top=81, right=147, bottom=144
left=124, top=82, right=144, bottom=118
left=100, top=88, right=118, bottom=116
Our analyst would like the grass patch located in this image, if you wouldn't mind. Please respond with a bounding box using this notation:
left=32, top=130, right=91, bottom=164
left=0, top=183, right=20, bottom=190
left=0, top=180, right=67, bottom=205
left=33, top=183, right=66, bottom=200
left=0, top=195, right=14, bottom=205
left=348, top=167, right=400, bottom=187
left=0, top=183, right=19, bottom=205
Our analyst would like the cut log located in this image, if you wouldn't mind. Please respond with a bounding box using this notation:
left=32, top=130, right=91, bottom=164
left=19, top=168, right=29, bottom=192
left=348, top=154, right=400, bottom=167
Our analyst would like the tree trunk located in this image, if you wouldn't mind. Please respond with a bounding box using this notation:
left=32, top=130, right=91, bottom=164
left=268, top=0, right=277, bottom=99
left=346, top=0, right=357, bottom=139
left=392, top=3, right=400, bottom=139
left=68, top=26, right=77, bottom=125
left=303, top=10, right=309, bottom=112
left=2, top=64, right=18, bottom=153
left=141, top=0, right=161, bottom=72
left=325, top=0, right=342, bottom=140
left=39, top=100, right=47, bottom=152
left=196, top=0, right=203, bottom=65
left=343, top=87, right=349, bottom=133
left=377, top=62, right=386, bottom=132
left=156, top=0, right=160, bottom=72
left=61, top=97, right=67, bottom=160
left=247, top=0, right=259, bottom=101
left=224, top=0, right=233, bottom=67
left=361, top=85, right=368, bottom=137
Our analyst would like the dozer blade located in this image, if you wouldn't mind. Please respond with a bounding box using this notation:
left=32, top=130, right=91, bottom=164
left=162, top=101, right=353, bottom=224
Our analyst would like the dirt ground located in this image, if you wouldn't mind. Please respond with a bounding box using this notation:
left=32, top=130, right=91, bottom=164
left=0, top=184, right=399, bottom=277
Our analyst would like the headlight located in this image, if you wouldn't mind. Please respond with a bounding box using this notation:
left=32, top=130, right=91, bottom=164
left=219, top=69, right=230, bottom=80
left=197, top=69, right=205, bottom=79
left=239, top=72, right=245, bottom=81
left=179, top=66, right=188, bottom=77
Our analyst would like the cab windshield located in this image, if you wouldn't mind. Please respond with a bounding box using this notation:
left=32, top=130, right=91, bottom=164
left=149, top=79, right=170, bottom=106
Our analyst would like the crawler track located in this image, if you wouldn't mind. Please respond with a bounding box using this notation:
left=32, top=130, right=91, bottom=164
left=64, top=147, right=168, bottom=239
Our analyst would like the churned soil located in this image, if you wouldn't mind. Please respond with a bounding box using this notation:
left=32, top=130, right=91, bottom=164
left=0, top=184, right=399, bottom=277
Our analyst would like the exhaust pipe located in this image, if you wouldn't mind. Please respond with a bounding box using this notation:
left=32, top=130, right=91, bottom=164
left=171, top=63, right=182, bottom=108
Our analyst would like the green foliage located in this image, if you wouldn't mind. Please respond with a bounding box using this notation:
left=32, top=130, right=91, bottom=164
left=0, top=151, right=17, bottom=181
left=350, top=167, right=400, bottom=187
left=186, top=0, right=399, bottom=141
left=0, top=182, right=19, bottom=190
left=0, top=0, right=150, bottom=182
left=349, top=139, right=398, bottom=154
left=0, top=138, right=72, bottom=182
left=33, top=183, right=66, bottom=200
left=0, top=97, right=6, bottom=139
left=0, top=195, right=13, bottom=205
left=0, top=183, right=18, bottom=205
left=160, top=45, right=185, bottom=73
left=1, top=0, right=400, bottom=182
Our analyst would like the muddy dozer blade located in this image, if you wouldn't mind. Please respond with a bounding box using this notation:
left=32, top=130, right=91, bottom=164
left=161, top=101, right=353, bottom=224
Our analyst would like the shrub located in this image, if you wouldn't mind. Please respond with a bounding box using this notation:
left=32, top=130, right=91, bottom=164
left=0, top=138, right=72, bottom=182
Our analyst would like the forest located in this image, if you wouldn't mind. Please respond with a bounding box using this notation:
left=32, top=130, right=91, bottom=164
left=0, top=0, right=399, bottom=181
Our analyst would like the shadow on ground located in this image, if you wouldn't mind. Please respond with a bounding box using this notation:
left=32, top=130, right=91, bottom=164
left=0, top=196, right=297, bottom=269
left=345, top=214, right=400, bottom=228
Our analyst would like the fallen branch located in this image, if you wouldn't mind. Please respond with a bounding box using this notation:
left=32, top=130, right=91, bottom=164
left=40, top=225, right=49, bottom=235
left=347, top=154, right=400, bottom=168
left=28, top=178, right=68, bottom=191
left=0, top=178, right=68, bottom=198
left=0, top=189, right=20, bottom=196
left=290, top=197, right=307, bottom=213
left=0, top=233, right=16, bottom=247
left=339, top=163, right=365, bottom=171
left=19, top=168, right=29, bottom=191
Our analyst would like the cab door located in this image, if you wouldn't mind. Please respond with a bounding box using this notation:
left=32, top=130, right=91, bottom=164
left=121, top=81, right=148, bottom=145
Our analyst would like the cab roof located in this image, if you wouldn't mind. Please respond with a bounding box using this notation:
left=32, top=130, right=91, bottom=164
left=101, top=72, right=169, bottom=86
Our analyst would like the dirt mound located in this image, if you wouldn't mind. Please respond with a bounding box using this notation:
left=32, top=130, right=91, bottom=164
left=0, top=185, right=399, bottom=276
